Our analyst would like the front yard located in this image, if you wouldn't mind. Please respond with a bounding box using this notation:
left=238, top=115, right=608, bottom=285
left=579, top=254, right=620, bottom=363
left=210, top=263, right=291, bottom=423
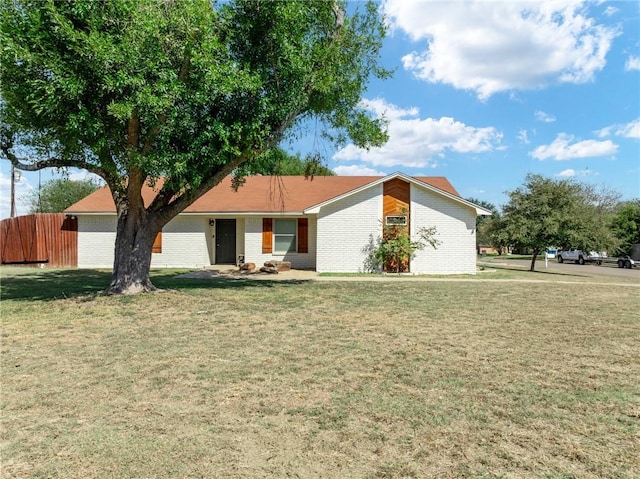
left=1, top=268, right=639, bottom=478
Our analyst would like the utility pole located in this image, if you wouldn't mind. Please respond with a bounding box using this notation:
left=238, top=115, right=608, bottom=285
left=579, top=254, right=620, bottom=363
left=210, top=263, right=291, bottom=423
left=10, top=163, right=16, bottom=217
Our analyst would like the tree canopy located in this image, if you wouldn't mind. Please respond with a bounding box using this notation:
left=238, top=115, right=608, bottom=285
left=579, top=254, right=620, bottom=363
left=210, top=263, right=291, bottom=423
left=26, top=177, right=101, bottom=214
left=0, top=0, right=389, bottom=293
left=246, top=148, right=335, bottom=177
left=610, top=199, right=640, bottom=256
left=497, top=174, right=619, bottom=271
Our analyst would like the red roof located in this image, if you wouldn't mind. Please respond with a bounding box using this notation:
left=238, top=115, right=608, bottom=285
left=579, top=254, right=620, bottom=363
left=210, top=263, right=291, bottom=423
left=66, top=175, right=460, bottom=214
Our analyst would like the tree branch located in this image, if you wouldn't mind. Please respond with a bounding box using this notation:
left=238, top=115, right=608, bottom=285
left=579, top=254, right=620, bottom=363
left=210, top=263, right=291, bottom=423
left=1, top=142, right=109, bottom=179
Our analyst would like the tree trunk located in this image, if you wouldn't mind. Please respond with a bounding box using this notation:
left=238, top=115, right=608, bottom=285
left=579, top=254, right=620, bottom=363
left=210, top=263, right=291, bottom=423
left=529, top=249, right=540, bottom=272
left=107, top=212, right=159, bottom=295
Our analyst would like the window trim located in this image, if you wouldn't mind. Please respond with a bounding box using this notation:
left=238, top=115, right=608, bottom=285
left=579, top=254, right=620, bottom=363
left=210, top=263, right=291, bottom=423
left=273, top=218, right=297, bottom=254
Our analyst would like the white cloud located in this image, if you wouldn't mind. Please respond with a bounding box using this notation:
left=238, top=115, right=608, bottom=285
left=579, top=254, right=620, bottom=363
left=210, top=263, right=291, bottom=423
left=333, top=164, right=387, bottom=176
left=535, top=110, right=556, bottom=123
left=67, top=169, right=105, bottom=184
left=616, top=119, right=640, bottom=139
left=530, top=133, right=618, bottom=160
left=334, top=98, right=503, bottom=168
left=625, top=56, right=640, bottom=71
left=383, top=0, right=618, bottom=99
left=0, top=171, right=34, bottom=219
left=595, top=119, right=640, bottom=139
left=557, top=168, right=595, bottom=177
left=517, top=130, right=530, bottom=144
left=603, top=6, right=618, bottom=16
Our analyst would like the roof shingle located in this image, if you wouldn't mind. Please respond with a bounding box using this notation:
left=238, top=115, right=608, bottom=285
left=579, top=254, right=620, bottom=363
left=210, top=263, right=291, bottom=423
left=66, top=175, right=460, bottom=214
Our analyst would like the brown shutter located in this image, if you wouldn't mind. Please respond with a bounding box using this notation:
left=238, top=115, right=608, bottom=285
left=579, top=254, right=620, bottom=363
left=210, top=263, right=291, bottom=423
left=152, top=231, right=162, bottom=253
left=262, top=218, right=273, bottom=253
left=297, top=218, right=308, bottom=254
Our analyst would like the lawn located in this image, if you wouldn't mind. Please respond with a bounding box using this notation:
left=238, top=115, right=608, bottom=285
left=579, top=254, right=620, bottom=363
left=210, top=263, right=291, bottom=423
left=1, top=268, right=639, bottom=478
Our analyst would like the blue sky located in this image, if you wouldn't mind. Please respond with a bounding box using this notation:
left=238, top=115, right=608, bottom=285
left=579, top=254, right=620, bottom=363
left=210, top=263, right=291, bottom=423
left=1, top=0, right=638, bottom=217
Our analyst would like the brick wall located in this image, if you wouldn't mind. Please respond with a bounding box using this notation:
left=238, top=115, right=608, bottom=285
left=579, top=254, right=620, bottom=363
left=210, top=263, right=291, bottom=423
left=316, top=185, right=383, bottom=273
left=410, top=184, right=477, bottom=274
left=77, top=215, right=212, bottom=269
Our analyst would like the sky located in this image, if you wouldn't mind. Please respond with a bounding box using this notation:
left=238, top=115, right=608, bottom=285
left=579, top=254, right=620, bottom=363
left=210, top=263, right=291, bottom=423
left=1, top=0, right=639, bottom=218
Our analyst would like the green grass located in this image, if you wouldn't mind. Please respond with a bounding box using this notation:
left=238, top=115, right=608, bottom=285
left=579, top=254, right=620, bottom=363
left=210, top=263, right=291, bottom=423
left=1, top=268, right=639, bottom=478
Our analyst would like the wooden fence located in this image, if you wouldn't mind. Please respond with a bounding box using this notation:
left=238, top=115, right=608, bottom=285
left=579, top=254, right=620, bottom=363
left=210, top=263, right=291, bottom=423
left=0, top=214, right=78, bottom=267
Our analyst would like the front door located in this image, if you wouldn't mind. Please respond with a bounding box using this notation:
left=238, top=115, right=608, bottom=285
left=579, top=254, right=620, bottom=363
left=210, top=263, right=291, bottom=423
left=215, top=219, right=236, bottom=264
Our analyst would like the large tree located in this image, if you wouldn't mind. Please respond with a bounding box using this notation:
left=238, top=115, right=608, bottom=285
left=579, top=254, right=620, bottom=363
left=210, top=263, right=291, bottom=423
left=0, top=0, right=389, bottom=293
left=26, top=178, right=101, bottom=213
left=499, top=174, right=619, bottom=271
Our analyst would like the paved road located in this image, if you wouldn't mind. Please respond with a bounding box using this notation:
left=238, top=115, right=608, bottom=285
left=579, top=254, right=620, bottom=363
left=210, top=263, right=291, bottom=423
left=482, top=257, right=640, bottom=280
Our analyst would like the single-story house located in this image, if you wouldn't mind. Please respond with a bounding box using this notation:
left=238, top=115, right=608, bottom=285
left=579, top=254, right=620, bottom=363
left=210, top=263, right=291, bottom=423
left=65, top=172, right=491, bottom=274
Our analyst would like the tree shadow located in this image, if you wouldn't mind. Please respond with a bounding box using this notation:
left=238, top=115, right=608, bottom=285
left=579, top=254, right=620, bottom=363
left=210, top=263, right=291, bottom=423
left=0, top=268, right=310, bottom=302
left=482, top=263, right=588, bottom=278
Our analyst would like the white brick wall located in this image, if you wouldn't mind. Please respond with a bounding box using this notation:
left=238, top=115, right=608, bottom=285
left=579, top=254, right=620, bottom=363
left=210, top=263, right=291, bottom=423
left=243, top=216, right=317, bottom=270
left=153, top=216, right=211, bottom=268
left=76, top=182, right=478, bottom=274
left=410, top=184, right=477, bottom=274
left=77, top=215, right=212, bottom=269
left=77, top=216, right=117, bottom=268
left=316, top=185, right=383, bottom=273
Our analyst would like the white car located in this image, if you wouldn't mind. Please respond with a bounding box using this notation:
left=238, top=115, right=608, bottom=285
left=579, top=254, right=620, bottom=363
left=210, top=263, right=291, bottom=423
left=556, top=249, right=606, bottom=265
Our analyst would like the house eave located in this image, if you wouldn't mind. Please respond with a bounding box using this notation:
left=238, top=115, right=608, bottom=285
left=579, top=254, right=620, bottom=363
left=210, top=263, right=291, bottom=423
left=304, top=171, right=492, bottom=216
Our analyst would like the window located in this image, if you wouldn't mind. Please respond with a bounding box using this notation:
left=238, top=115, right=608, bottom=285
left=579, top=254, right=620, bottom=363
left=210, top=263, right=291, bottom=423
left=386, top=215, right=407, bottom=226
left=274, top=219, right=297, bottom=253
left=262, top=218, right=308, bottom=254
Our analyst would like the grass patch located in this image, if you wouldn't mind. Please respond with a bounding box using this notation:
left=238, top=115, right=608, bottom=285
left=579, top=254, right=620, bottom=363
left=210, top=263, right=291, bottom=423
left=1, top=268, right=639, bottom=478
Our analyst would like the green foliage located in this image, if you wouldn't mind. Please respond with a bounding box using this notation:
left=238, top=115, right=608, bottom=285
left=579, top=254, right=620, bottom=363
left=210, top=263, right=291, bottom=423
left=26, top=178, right=100, bottom=213
left=0, top=0, right=390, bottom=292
left=498, top=174, right=620, bottom=270
left=610, top=199, right=640, bottom=255
left=477, top=215, right=508, bottom=255
left=370, top=224, right=439, bottom=274
left=466, top=197, right=498, bottom=247
left=242, top=148, right=335, bottom=177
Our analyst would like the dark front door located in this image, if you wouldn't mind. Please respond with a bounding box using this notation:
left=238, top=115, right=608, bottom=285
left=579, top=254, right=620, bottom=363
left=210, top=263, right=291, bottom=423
left=215, top=219, right=236, bottom=264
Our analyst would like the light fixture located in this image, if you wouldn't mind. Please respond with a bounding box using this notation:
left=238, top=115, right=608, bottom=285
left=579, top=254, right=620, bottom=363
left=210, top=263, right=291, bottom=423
left=209, top=219, right=215, bottom=226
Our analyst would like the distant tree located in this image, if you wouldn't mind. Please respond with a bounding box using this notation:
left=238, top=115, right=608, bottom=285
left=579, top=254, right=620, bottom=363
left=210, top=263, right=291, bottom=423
left=26, top=178, right=100, bottom=214
left=466, top=197, right=497, bottom=250
left=610, top=199, right=640, bottom=255
left=500, top=174, right=619, bottom=271
left=247, top=148, right=335, bottom=176
left=477, top=214, right=509, bottom=255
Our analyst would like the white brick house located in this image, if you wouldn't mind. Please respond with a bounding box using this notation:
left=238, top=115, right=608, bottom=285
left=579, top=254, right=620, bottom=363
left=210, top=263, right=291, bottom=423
left=66, top=172, right=491, bottom=274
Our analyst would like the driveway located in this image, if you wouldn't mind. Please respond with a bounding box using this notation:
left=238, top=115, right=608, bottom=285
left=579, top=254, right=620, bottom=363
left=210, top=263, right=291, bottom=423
left=482, top=257, right=640, bottom=280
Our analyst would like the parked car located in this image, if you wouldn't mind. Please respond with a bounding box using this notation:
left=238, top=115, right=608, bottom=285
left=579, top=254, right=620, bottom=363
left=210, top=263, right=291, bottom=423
left=556, top=248, right=606, bottom=265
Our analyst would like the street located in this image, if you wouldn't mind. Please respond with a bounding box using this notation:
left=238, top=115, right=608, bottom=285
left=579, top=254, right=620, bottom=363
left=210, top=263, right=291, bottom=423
left=482, top=257, right=640, bottom=280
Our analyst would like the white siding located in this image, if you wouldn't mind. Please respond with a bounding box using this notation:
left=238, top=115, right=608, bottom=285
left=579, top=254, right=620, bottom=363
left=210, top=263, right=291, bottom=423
left=316, top=185, right=383, bottom=273
left=243, top=216, right=316, bottom=270
left=77, top=215, right=212, bottom=269
left=410, top=184, right=477, bottom=274
left=152, top=216, right=211, bottom=268
left=77, top=216, right=117, bottom=268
